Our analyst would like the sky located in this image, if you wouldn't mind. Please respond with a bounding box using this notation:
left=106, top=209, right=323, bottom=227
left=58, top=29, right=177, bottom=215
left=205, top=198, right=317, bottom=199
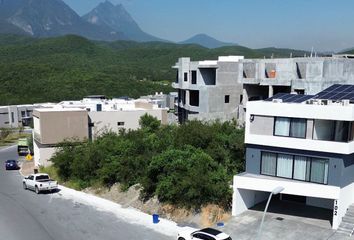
left=63, top=0, right=354, bottom=52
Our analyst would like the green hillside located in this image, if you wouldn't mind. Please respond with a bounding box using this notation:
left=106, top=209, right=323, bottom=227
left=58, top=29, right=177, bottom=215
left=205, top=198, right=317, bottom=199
left=0, top=34, right=308, bottom=105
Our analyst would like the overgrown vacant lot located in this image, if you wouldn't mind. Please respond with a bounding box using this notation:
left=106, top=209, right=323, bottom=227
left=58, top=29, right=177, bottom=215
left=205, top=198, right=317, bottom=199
left=47, top=115, right=245, bottom=210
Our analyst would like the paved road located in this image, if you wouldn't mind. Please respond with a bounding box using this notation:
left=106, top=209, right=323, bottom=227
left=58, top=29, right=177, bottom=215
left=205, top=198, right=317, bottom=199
left=0, top=145, right=173, bottom=240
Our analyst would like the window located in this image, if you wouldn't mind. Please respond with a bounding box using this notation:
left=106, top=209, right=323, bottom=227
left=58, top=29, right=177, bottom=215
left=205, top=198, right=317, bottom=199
left=184, top=72, right=188, bottom=82
left=117, top=122, right=125, bottom=126
left=11, top=112, right=14, bottom=123
left=189, top=90, right=199, bottom=107
left=225, top=95, right=230, bottom=103
left=21, top=111, right=26, bottom=118
left=334, top=121, right=349, bottom=142
left=274, top=117, right=290, bottom=136
left=260, top=151, right=329, bottom=184
left=290, top=118, right=307, bottom=138
left=293, top=156, right=310, bottom=181
left=314, top=120, right=350, bottom=142
left=261, top=152, right=277, bottom=176
left=310, top=158, right=329, bottom=184
left=192, top=233, right=215, bottom=240
left=276, top=154, right=293, bottom=178
left=191, top=70, right=197, bottom=84
left=274, top=117, right=306, bottom=138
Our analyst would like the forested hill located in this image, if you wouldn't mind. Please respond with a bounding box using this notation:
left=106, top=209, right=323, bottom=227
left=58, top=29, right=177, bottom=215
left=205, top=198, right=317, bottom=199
left=0, top=34, right=308, bottom=105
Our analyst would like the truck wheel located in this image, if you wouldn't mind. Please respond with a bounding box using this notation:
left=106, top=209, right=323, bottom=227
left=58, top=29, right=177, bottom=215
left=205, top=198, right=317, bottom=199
left=35, top=186, right=40, bottom=194
left=178, top=238, right=186, bottom=240
left=23, top=183, right=27, bottom=190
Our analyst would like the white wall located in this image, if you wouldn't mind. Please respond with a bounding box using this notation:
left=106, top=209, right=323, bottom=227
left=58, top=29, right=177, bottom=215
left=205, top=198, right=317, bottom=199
left=33, top=117, right=40, bottom=135
left=33, top=139, right=57, bottom=168
left=232, top=187, right=268, bottom=216
left=89, top=109, right=166, bottom=138
left=334, top=182, right=354, bottom=229
left=245, top=101, right=354, bottom=154
left=33, top=139, right=40, bottom=167
left=234, top=174, right=340, bottom=200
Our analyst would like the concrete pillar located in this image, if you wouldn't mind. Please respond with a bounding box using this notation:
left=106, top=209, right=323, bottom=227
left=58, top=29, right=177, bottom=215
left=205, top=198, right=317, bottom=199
left=268, top=85, right=274, bottom=98
left=332, top=199, right=340, bottom=229
left=186, top=90, right=190, bottom=106
left=242, top=88, right=248, bottom=106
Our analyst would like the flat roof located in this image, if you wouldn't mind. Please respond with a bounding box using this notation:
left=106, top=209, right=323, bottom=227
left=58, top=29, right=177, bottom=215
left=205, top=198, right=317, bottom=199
left=34, top=107, right=87, bottom=112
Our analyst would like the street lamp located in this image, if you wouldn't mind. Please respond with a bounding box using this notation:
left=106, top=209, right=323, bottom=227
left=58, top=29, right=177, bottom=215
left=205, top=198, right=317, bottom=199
left=257, top=186, right=284, bottom=240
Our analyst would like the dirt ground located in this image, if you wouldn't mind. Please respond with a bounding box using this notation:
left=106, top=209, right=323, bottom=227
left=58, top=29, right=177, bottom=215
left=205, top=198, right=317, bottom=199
left=19, top=159, right=36, bottom=176
left=84, top=184, right=231, bottom=228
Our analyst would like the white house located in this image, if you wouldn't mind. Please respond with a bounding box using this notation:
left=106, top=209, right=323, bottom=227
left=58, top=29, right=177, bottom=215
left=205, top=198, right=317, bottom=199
left=232, top=84, right=354, bottom=233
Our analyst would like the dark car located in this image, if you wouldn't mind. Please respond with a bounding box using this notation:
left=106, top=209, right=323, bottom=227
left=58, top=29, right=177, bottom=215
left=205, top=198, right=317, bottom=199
left=5, top=160, right=20, bottom=170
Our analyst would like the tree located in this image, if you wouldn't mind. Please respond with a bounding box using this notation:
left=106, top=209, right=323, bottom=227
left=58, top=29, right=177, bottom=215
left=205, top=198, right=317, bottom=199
left=139, top=114, right=161, bottom=133
left=143, top=146, right=231, bottom=209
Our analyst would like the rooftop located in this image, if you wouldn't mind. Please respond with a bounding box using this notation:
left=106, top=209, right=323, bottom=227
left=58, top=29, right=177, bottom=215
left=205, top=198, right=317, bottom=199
left=265, top=84, right=354, bottom=105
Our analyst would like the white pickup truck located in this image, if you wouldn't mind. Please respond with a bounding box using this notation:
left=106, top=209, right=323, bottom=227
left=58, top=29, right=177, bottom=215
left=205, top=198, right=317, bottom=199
left=23, top=173, right=58, bottom=194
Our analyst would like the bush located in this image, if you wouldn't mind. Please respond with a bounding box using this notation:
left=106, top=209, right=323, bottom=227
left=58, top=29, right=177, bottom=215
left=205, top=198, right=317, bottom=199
left=50, top=115, right=244, bottom=209
left=143, top=146, right=232, bottom=209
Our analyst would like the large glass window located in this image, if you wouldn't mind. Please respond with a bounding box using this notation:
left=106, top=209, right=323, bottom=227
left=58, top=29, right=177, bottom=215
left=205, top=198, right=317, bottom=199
left=277, top=154, right=293, bottom=178
left=314, top=120, right=350, bottom=142
left=261, top=152, right=277, bottom=176
left=310, top=158, right=329, bottom=184
left=260, top=151, right=329, bottom=184
left=293, top=156, right=310, bottom=181
left=314, top=120, right=334, bottom=141
left=290, top=118, right=307, bottom=138
left=274, top=117, right=290, bottom=136
left=334, top=121, right=349, bottom=142
left=274, top=117, right=306, bottom=138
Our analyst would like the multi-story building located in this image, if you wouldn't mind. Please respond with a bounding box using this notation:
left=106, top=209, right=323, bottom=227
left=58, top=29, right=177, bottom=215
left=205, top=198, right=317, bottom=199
left=0, top=104, right=43, bottom=128
left=33, top=108, right=89, bottom=167
left=232, top=84, right=354, bottom=231
left=172, top=56, right=244, bottom=123
left=173, top=55, right=354, bottom=124
left=33, top=98, right=168, bottom=166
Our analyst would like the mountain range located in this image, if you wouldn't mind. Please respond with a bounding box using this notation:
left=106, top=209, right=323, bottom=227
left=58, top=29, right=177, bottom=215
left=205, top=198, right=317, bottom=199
left=179, top=34, right=237, bottom=49
left=0, top=0, right=236, bottom=47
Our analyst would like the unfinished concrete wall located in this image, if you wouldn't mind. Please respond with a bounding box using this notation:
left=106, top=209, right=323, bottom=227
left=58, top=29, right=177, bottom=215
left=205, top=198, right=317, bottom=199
left=243, top=62, right=256, bottom=79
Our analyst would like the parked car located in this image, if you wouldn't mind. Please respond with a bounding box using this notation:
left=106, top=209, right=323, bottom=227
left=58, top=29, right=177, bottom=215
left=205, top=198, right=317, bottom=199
left=5, top=160, right=20, bottom=170
left=177, top=227, right=232, bottom=240
left=23, top=173, right=58, bottom=194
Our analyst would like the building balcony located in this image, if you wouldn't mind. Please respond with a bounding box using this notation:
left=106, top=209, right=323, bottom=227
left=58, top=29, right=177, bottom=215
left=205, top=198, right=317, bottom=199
left=233, top=173, right=339, bottom=200
left=260, top=78, right=292, bottom=86
left=242, top=78, right=260, bottom=85
left=245, top=134, right=354, bottom=155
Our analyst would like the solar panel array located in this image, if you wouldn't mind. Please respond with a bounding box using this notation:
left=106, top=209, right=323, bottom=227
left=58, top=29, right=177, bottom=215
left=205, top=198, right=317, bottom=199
left=265, top=93, right=314, bottom=103
left=313, top=84, right=354, bottom=101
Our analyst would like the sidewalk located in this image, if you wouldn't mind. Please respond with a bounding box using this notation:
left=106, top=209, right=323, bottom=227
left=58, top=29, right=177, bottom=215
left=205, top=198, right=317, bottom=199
left=20, top=159, right=35, bottom=176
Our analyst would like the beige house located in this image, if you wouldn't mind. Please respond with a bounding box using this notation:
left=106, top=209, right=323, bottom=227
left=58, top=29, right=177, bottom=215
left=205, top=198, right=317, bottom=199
left=33, top=108, right=89, bottom=167
left=33, top=100, right=168, bottom=167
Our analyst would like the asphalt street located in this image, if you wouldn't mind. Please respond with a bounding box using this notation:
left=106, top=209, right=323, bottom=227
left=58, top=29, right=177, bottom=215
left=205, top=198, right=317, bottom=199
left=0, top=145, right=173, bottom=240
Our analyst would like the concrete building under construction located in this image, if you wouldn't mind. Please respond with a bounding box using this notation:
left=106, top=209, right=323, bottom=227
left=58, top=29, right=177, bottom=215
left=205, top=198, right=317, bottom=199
left=172, top=55, right=354, bottom=124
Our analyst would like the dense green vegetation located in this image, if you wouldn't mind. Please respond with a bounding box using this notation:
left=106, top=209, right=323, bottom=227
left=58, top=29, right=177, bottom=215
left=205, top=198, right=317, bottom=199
left=0, top=34, right=308, bottom=105
left=50, top=115, right=245, bottom=209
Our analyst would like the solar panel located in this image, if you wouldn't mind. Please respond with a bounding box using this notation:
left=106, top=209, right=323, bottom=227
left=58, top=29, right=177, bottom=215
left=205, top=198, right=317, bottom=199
left=264, top=84, right=354, bottom=104
left=314, top=84, right=354, bottom=101
left=265, top=93, right=314, bottom=103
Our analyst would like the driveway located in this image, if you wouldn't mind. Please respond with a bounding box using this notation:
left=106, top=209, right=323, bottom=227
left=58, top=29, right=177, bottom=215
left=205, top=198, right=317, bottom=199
left=222, top=199, right=353, bottom=240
